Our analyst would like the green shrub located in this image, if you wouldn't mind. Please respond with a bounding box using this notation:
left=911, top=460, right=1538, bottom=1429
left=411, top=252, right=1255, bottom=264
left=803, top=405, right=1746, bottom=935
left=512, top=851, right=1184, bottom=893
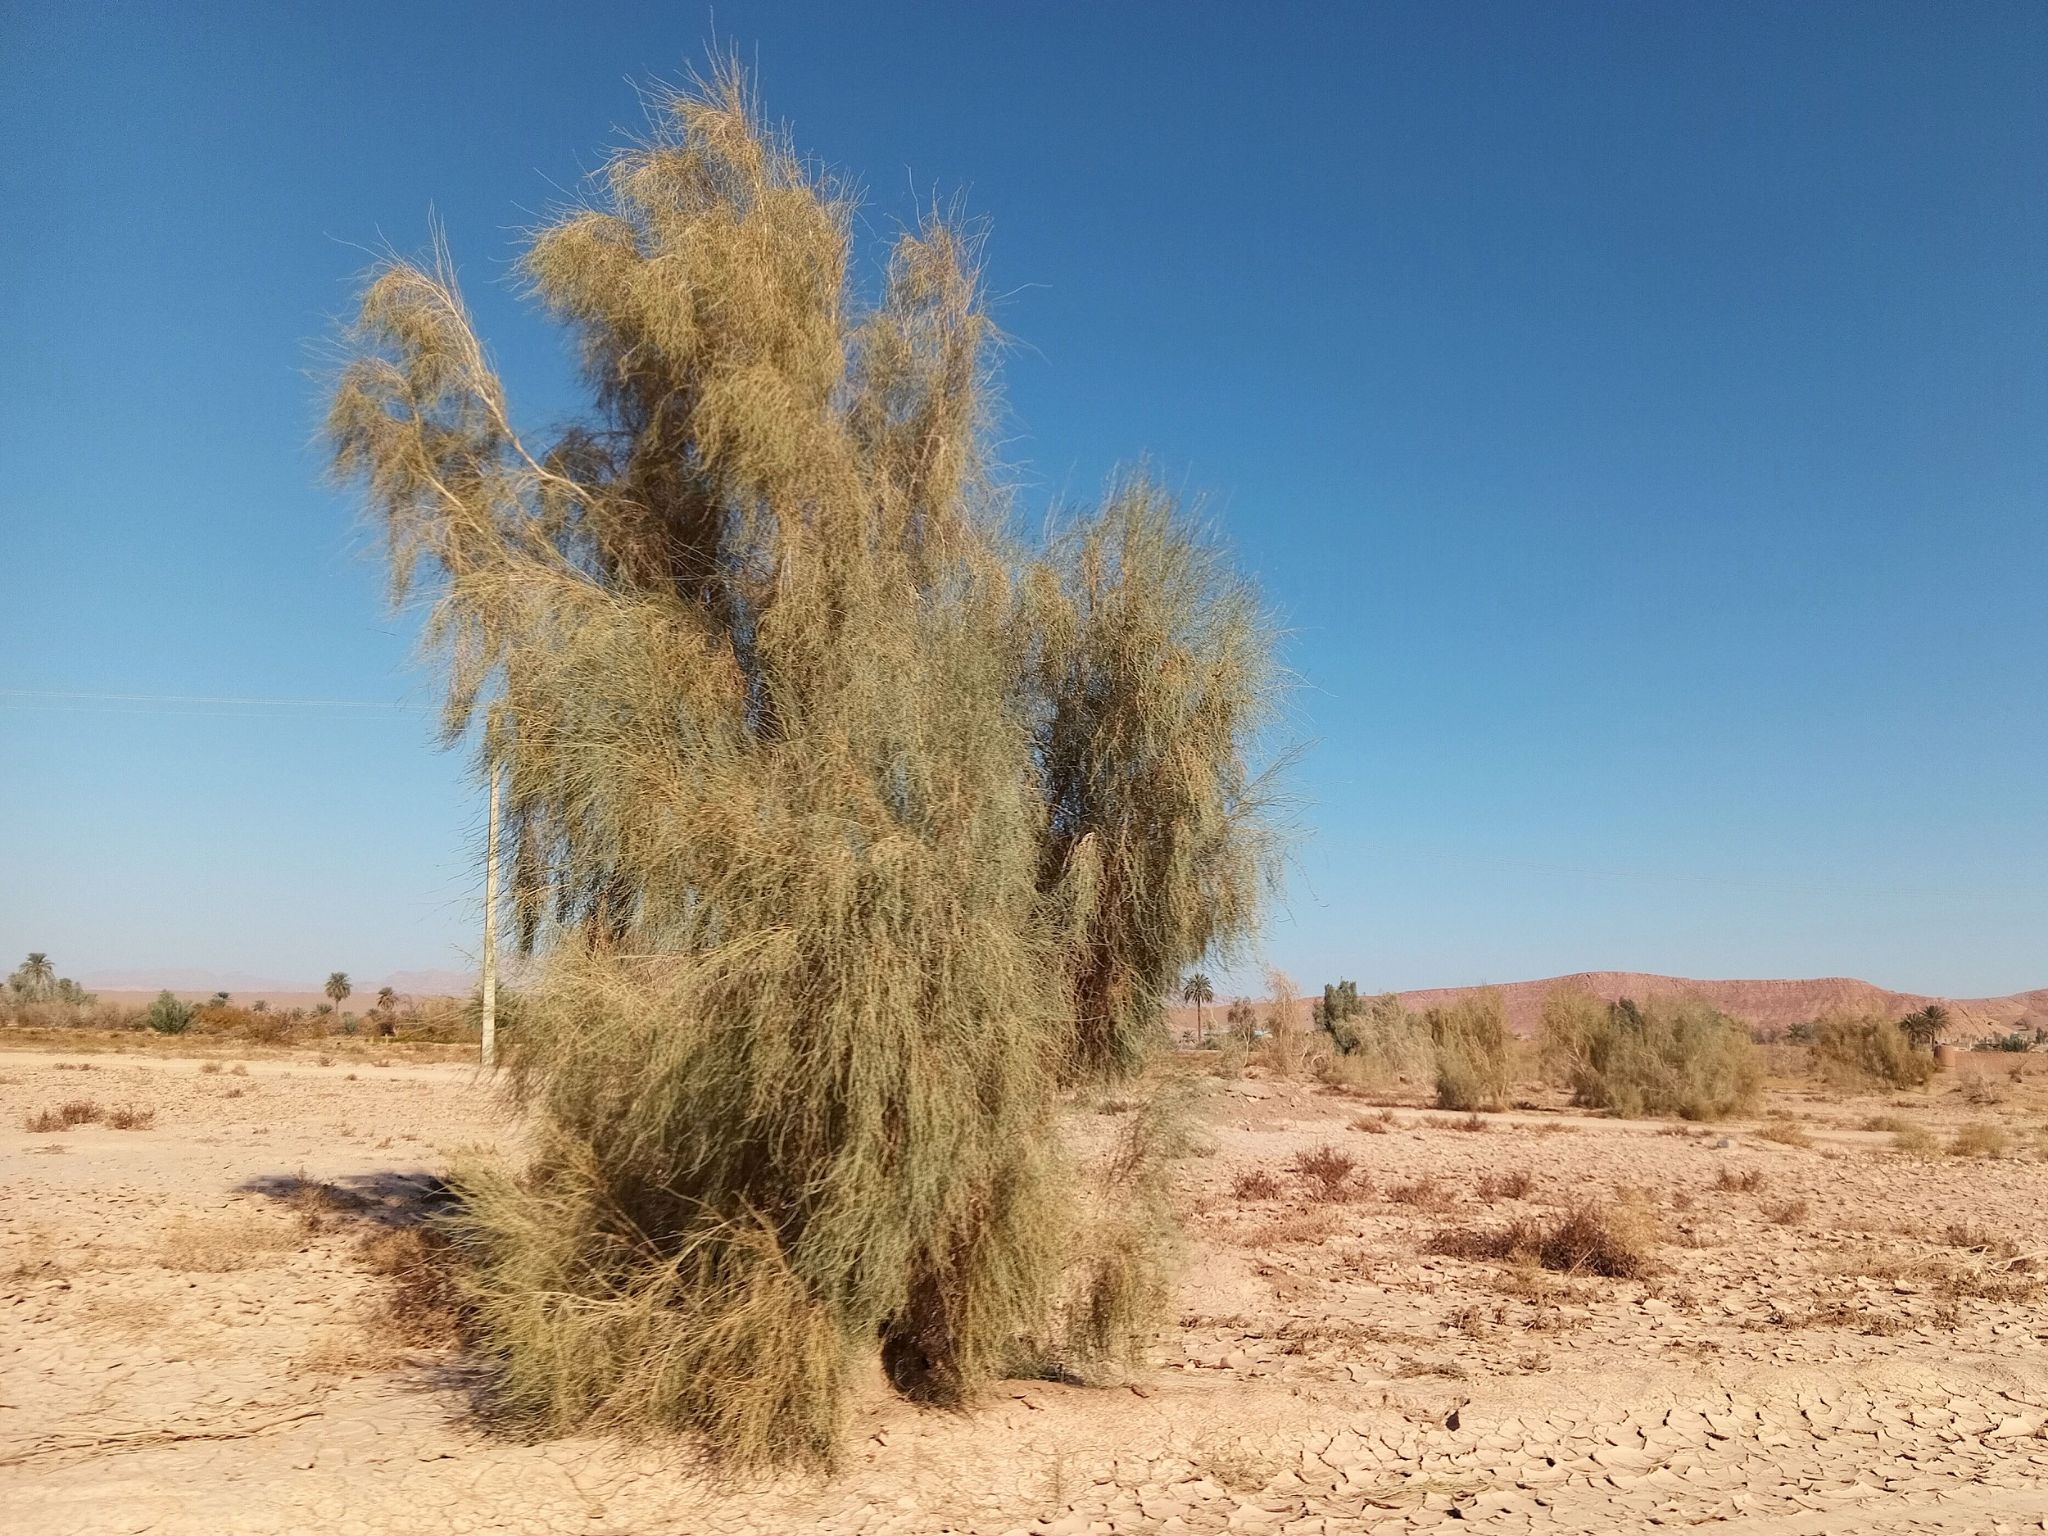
left=1539, top=989, right=1759, bottom=1120
left=1428, top=990, right=1509, bottom=1111
left=145, top=991, right=193, bottom=1036
left=1812, top=1012, right=1935, bottom=1089
left=1317, top=992, right=1433, bottom=1093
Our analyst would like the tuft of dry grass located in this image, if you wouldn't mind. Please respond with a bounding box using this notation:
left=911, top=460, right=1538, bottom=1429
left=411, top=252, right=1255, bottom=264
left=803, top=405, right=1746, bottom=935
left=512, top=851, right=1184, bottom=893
left=1476, top=1170, right=1535, bottom=1202
left=1190, top=1441, right=1276, bottom=1493
left=1427, top=1199, right=1656, bottom=1279
left=1424, top=1112, right=1491, bottom=1133
left=1348, top=1109, right=1395, bottom=1134
left=1763, top=1198, right=1809, bottom=1226
left=1387, top=1174, right=1450, bottom=1211
left=1756, top=1118, right=1812, bottom=1149
left=1231, top=1169, right=1281, bottom=1201
left=1949, top=1121, right=2011, bottom=1158
left=1291, top=1144, right=1365, bottom=1202
left=1860, top=1113, right=1912, bottom=1132
left=1892, top=1124, right=1938, bottom=1156
left=105, top=1105, right=156, bottom=1130
left=1714, top=1167, right=1766, bottom=1193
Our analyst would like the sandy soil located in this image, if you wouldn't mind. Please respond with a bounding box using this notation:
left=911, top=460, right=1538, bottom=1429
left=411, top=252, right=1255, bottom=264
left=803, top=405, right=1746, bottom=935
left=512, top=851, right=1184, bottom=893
left=5, top=1041, right=2047, bottom=1535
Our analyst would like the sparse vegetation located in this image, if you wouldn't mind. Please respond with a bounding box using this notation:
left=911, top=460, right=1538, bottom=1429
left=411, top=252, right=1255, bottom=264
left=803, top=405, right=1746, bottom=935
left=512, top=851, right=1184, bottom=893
left=1714, top=1167, right=1766, bottom=1193
left=1538, top=989, right=1760, bottom=1120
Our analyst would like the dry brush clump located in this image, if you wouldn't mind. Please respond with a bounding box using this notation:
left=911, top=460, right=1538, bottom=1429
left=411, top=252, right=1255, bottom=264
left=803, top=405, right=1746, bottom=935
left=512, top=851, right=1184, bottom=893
left=1812, top=1012, right=1937, bottom=1090
left=1290, top=1144, right=1366, bottom=1202
left=329, top=63, right=1275, bottom=1468
left=1538, top=989, right=1760, bottom=1121
left=1426, top=1199, right=1657, bottom=1280
left=1427, top=990, right=1510, bottom=1112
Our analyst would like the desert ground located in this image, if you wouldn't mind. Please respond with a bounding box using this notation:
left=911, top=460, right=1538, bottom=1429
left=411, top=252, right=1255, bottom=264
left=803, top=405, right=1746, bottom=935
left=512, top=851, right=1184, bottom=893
left=4, top=1037, right=2047, bottom=1535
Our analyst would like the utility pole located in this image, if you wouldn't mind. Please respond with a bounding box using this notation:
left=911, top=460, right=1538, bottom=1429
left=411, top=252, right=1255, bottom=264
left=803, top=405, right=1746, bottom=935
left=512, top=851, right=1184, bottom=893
left=480, top=764, right=501, bottom=1069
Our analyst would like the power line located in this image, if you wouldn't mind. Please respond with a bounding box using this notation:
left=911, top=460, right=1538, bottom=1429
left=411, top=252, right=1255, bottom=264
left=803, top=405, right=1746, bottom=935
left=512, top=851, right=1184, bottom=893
left=0, top=688, right=426, bottom=716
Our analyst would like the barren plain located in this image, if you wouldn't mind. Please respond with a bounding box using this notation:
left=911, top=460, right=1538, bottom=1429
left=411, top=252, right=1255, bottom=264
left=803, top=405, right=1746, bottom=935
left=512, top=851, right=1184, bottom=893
left=5, top=1038, right=2047, bottom=1534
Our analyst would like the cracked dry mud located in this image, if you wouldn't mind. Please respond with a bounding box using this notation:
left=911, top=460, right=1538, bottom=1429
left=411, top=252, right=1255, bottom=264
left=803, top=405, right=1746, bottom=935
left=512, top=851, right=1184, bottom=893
left=4, top=1045, right=2047, bottom=1534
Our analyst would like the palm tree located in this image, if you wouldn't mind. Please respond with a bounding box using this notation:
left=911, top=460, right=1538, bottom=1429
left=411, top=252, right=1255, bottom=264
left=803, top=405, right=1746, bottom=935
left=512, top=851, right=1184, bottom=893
left=15, top=952, right=55, bottom=1001
left=1899, top=1003, right=1950, bottom=1053
left=1181, top=972, right=1214, bottom=1044
left=325, top=971, right=352, bottom=1016
left=376, top=986, right=397, bottom=1012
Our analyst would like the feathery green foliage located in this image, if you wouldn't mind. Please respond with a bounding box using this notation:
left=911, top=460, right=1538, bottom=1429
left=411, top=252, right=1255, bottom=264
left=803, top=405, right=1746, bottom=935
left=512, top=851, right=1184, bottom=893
left=145, top=990, right=193, bottom=1036
left=1812, top=1011, right=1936, bottom=1089
left=1030, top=476, right=1279, bottom=1077
left=328, top=62, right=1275, bottom=1466
left=1427, top=989, right=1510, bottom=1111
left=1538, top=988, right=1760, bottom=1120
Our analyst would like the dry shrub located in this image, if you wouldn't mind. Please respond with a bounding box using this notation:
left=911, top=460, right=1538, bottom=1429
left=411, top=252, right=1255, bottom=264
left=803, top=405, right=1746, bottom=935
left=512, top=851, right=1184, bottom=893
left=1861, top=1113, right=1911, bottom=1132
left=1245, top=1209, right=1339, bottom=1247
left=1428, top=990, right=1509, bottom=1112
left=59, top=1099, right=101, bottom=1126
left=1714, top=1167, right=1766, bottom=1193
left=1291, top=1144, right=1362, bottom=1202
left=106, top=1105, right=156, bottom=1130
left=1232, top=1169, right=1282, bottom=1200
left=1425, top=1112, right=1491, bottom=1133
left=200, top=1061, right=222, bottom=1075
left=358, top=1225, right=467, bottom=1348
left=1426, top=1199, right=1655, bottom=1279
left=1961, top=1076, right=2006, bottom=1107
left=1539, top=989, right=1759, bottom=1120
left=1757, top=1118, right=1813, bottom=1149
left=1949, top=1122, right=2010, bottom=1158
left=1476, top=1170, right=1535, bottom=1202
left=1349, top=1108, right=1396, bottom=1134
left=1763, top=1198, right=1809, bottom=1225
left=1892, top=1123, right=1938, bottom=1156
left=329, top=63, right=1275, bottom=1465
left=23, top=1108, right=66, bottom=1133
left=1813, top=1012, right=1935, bottom=1090
left=1388, top=1174, right=1450, bottom=1210
left=1941, top=1221, right=2019, bottom=1259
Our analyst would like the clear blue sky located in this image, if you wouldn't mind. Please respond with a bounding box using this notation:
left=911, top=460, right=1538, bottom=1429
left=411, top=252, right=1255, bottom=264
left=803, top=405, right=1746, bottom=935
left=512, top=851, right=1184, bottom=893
left=3, top=2, right=2043, bottom=997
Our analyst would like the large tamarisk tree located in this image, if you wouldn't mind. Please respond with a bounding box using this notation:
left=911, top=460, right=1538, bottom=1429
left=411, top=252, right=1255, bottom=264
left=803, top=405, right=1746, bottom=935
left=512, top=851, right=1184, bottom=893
left=329, top=63, right=1274, bottom=1465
